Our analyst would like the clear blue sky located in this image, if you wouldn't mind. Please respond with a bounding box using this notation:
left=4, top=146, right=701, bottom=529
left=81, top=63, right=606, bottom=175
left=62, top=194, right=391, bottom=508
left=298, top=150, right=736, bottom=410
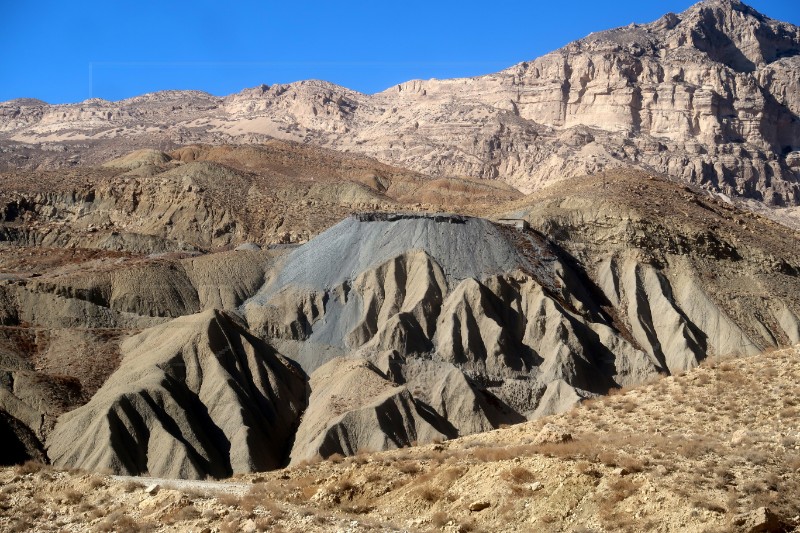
left=1, top=1, right=797, bottom=104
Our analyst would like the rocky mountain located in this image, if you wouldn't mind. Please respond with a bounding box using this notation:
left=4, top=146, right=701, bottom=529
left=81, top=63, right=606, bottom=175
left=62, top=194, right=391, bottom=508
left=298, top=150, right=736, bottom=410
left=1, top=0, right=799, bottom=205
left=1, top=0, right=799, bottom=490
left=3, top=151, right=794, bottom=477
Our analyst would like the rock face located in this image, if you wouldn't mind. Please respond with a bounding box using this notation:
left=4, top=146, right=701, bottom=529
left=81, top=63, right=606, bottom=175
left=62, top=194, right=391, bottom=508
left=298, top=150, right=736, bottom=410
left=28, top=164, right=800, bottom=473
left=236, top=202, right=799, bottom=460
left=1, top=1, right=798, bottom=205
left=46, top=310, right=306, bottom=479
left=0, top=143, right=520, bottom=253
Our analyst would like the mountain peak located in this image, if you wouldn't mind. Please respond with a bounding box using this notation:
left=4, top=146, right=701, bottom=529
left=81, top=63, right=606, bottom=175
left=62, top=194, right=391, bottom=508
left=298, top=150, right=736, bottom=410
left=679, top=0, right=799, bottom=71
left=578, top=0, right=799, bottom=72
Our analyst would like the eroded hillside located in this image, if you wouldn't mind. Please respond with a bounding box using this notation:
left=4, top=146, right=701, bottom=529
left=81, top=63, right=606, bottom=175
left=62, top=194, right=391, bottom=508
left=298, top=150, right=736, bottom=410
left=0, top=149, right=795, bottom=481
left=2, top=344, right=797, bottom=532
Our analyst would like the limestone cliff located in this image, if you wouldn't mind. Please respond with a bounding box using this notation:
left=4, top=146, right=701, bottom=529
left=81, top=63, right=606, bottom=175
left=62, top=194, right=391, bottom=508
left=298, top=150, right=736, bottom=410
left=1, top=0, right=798, bottom=204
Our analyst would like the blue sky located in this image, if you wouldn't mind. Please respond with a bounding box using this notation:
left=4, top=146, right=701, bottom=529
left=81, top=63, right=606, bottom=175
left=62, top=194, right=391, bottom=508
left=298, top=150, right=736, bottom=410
left=1, top=1, right=797, bottom=104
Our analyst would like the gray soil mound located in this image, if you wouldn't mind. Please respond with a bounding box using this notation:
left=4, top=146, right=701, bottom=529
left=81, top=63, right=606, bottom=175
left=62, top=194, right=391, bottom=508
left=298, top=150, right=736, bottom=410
left=237, top=206, right=800, bottom=461
left=40, top=189, right=800, bottom=471
left=247, top=213, right=528, bottom=299
left=289, top=357, right=445, bottom=464
left=46, top=310, right=306, bottom=479
left=239, top=214, right=657, bottom=458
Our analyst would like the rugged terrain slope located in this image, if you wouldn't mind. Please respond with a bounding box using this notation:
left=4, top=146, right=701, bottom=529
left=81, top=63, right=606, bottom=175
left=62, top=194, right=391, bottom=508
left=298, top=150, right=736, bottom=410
left=2, top=0, right=798, bottom=205
left=32, top=164, right=800, bottom=477
left=0, top=142, right=520, bottom=251
left=47, top=310, right=306, bottom=479
left=2, top=344, right=797, bottom=532
left=1, top=132, right=798, bottom=476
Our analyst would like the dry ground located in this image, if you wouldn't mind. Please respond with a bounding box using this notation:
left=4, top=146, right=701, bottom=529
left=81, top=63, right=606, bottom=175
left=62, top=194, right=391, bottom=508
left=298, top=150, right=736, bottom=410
left=2, top=345, right=798, bottom=532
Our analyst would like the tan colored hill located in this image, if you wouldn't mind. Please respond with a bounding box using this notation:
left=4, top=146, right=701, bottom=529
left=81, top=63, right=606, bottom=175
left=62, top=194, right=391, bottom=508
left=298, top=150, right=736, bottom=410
left=1, top=147, right=798, bottom=476
left=0, top=245, right=282, bottom=461
left=0, top=141, right=521, bottom=253
left=2, top=1, right=799, bottom=206
left=47, top=310, right=307, bottom=479
left=496, top=168, right=800, bottom=352
left=1, top=344, right=797, bottom=532
left=38, top=176, right=800, bottom=478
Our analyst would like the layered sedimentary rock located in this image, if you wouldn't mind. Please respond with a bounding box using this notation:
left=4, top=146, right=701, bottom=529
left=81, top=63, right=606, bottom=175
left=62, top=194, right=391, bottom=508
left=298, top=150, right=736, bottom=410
left=37, top=163, right=800, bottom=472
left=46, top=310, right=306, bottom=478
left=2, top=1, right=798, bottom=204
left=0, top=144, right=521, bottom=254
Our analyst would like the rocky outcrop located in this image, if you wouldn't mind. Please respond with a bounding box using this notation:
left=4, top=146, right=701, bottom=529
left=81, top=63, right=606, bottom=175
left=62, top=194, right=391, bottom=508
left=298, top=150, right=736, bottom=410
left=2, top=1, right=798, bottom=204
left=238, top=207, right=798, bottom=458
left=46, top=310, right=306, bottom=479
left=39, top=165, right=800, bottom=472
left=289, top=357, right=445, bottom=464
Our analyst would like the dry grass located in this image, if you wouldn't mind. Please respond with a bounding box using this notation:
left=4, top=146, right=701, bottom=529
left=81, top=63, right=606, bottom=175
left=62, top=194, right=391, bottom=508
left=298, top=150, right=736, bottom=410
left=95, top=511, right=144, bottom=533
left=502, top=466, right=536, bottom=484
left=13, top=460, right=47, bottom=475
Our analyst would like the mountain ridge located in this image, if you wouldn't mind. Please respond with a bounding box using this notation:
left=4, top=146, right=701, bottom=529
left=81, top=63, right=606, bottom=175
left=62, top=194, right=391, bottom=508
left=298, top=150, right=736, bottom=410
left=2, top=0, right=798, bottom=205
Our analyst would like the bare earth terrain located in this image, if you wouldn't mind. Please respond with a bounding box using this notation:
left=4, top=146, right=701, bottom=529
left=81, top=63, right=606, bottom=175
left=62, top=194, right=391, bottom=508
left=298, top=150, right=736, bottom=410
left=1, top=0, right=799, bottom=206
left=1, top=1, right=799, bottom=531
left=1, top=345, right=797, bottom=532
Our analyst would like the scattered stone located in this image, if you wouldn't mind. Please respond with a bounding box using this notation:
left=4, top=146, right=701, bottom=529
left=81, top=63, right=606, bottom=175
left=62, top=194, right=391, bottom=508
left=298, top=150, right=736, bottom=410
left=144, top=484, right=159, bottom=495
left=532, top=424, right=573, bottom=445
left=469, top=501, right=491, bottom=512
left=732, top=507, right=785, bottom=533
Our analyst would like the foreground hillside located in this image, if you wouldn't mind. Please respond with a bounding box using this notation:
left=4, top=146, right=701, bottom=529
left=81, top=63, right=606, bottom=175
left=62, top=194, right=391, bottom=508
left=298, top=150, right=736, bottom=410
left=2, top=345, right=797, bottom=532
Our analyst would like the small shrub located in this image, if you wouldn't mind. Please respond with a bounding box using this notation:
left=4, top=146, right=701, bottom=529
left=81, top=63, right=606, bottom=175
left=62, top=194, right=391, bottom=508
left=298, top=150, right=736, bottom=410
left=14, top=460, right=46, bottom=475
left=619, top=455, right=646, bottom=473
left=440, top=466, right=466, bottom=483
left=163, top=503, right=200, bottom=524
left=365, top=471, right=382, bottom=482
left=503, top=466, right=536, bottom=484
left=396, top=461, right=421, bottom=474
left=62, top=488, right=83, bottom=504
left=415, top=485, right=443, bottom=503
left=598, top=451, right=618, bottom=467
left=219, top=518, right=241, bottom=533
left=607, top=478, right=642, bottom=504
left=6, top=518, right=33, bottom=533
left=87, top=476, right=106, bottom=489
left=692, top=498, right=726, bottom=513
left=96, top=511, right=142, bottom=533
left=216, top=493, right=242, bottom=507
left=121, top=480, right=139, bottom=493
left=431, top=511, right=450, bottom=527
left=677, top=438, right=713, bottom=459
left=458, top=518, right=478, bottom=531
